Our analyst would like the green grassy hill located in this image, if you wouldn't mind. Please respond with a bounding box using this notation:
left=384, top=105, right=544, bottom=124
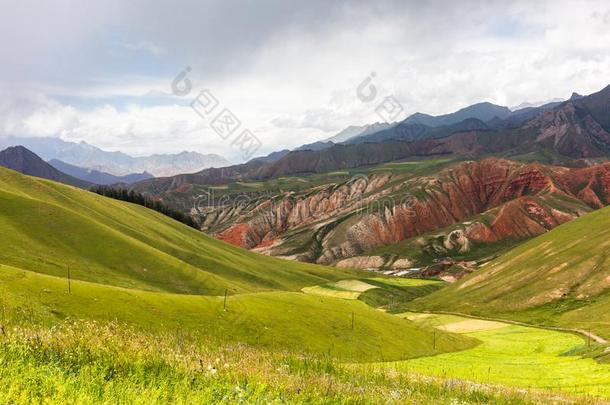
left=0, top=263, right=477, bottom=362
left=0, top=166, right=359, bottom=294
left=411, top=205, right=610, bottom=338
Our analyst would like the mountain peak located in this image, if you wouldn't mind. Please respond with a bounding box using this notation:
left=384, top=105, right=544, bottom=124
left=4, top=145, right=32, bottom=154
left=403, top=102, right=510, bottom=127
left=0, top=146, right=91, bottom=188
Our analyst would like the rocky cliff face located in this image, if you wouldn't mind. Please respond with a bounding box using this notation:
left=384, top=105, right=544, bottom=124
left=196, top=158, right=610, bottom=267
left=525, top=102, right=610, bottom=157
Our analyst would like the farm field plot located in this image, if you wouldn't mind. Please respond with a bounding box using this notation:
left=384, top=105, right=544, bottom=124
left=382, top=313, right=610, bottom=399
left=302, top=278, right=443, bottom=303
left=302, top=279, right=378, bottom=299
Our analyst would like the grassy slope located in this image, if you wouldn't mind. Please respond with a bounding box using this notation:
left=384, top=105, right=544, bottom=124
left=0, top=320, right=556, bottom=405
left=410, top=206, right=610, bottom=338
left=0, top=167, right=361, bottom=294
left=384, top=313, right=610, bottom=398
left=0, top=263, right=476, bottom=362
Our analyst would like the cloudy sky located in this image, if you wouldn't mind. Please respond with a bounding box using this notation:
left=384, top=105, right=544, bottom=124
left=1, top=0, right=610, bottom=162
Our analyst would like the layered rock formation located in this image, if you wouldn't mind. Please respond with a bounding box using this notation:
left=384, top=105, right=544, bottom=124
left=197, top=158, right=610, bottom=267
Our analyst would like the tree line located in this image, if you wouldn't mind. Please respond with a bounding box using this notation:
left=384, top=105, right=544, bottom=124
left=91, top=186, right=198, bottom=229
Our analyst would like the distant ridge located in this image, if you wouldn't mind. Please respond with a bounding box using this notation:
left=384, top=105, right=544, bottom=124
left=0, top=137, right=231, bottom=177
left=0, top=146, right=92, bottom=188
left=49, top=159, right=153, bottom=185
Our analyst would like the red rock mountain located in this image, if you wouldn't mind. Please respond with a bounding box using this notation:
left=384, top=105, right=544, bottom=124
left=202, top=158, right=610, bottom=266
left=125, top=84, right=610, bottom=269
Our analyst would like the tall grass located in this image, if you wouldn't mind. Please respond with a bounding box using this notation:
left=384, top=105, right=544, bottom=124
left=0, top=319, right=597, bottom=404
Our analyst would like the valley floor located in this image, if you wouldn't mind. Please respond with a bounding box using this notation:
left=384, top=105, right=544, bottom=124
left=304, top=279, right=610, bottom=400
left=383, top=313, right=610, bottom=399
left=3, top=273, right=610, bottom=403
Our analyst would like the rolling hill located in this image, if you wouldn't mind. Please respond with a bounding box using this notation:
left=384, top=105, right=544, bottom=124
left=0, top=165, right=475, bottom=362
left=0, top=165, right=356, bottom=294
left=410, top=205, right=610, bottom=338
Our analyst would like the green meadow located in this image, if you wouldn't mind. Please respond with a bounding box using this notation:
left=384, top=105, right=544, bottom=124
left=0, top=167, right=361, bottom=294
left=383, top=313, right=610, bottom=399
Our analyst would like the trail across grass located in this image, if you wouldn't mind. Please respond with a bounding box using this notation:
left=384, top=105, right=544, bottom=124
left=380, top=313, right=610, bottom=399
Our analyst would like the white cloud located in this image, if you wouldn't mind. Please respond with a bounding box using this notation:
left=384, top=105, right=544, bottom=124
left=123, top=41, right=164, bottom=56
left=1, top=0, right=610, bottom=161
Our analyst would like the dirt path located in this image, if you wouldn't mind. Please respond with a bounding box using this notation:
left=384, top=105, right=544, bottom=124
left=421, top=310, right=609, bottom=345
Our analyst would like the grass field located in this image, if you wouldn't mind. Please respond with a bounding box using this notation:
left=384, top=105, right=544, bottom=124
left=0, top=262, right=478, bottom=363
left=1, top=318, right=575, bottom=404
left=303, top=278, right=445, bottom=313
left=382, top=313, right=610, bottom=398
left=0, top=166, right=360, bottom=294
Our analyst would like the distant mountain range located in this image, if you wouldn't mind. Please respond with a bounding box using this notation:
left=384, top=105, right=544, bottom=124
left=324, top=122, right=394, bottom=143
left=48, top=159, right=153, bottom=185
left=129, top=83, right=610, bottom=196
left=402, top=102, right=511, bottom=127
left=0, top=146, right=92, bottom=188
left=254, top=98, right=568, bottom=160
left=0, top=137, right=231, bottom=177
left=0, top=146, right=155, bottom=187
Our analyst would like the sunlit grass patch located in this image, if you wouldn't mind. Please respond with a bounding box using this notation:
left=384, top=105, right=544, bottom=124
left=382, top=314, right=610, bottom=399
left=438, top=319, right=508, bottom=333
left=302, top=279, right=377, bottom=299
left=0, top=320, right=592, bottom=404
